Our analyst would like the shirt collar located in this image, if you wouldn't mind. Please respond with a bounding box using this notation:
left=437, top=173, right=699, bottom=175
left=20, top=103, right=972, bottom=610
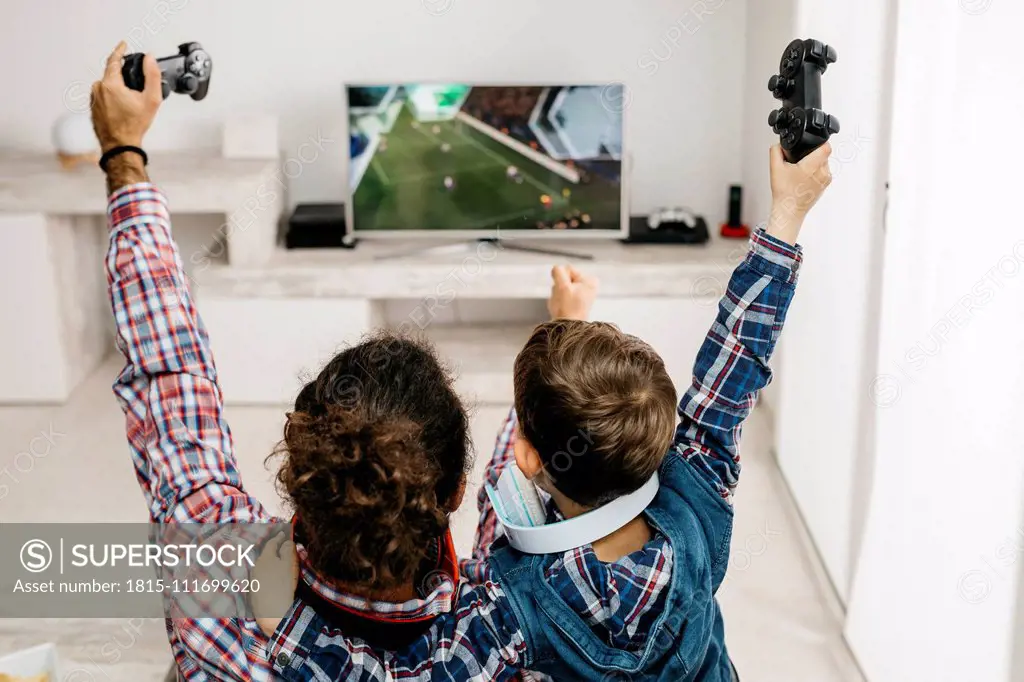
left=293, top=521, right=460, bottom=623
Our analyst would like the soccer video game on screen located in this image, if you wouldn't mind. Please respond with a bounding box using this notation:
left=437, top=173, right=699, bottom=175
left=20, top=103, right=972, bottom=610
left=347, top=84, right=624, bottom=233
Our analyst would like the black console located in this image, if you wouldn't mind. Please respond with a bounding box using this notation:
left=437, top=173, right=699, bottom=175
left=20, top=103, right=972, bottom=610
left=625, top=215, right=709, bottom=245
left=768, top=39, right=839, bottom=162
left=284, top=203, right=353, bottom=249
left=122, top=42, right=212, bottom=100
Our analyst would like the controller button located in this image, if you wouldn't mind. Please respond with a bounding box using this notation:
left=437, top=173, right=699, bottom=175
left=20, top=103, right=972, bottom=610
left=825, top=45, right=838, bottom=64
left=813, top=110, right=826, bottom=129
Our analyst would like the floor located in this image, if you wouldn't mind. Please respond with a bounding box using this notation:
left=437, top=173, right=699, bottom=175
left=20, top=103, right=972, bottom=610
left=0, top=356, right=864, bottom=681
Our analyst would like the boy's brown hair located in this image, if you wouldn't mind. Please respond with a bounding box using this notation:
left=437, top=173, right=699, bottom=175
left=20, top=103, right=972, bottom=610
left=513, top=320, right=678, bottom=507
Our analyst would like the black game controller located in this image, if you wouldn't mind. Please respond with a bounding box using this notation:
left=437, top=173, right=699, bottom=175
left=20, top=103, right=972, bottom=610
left=768, top=39, right=839, bottom=163
left=122, top=42, right=212, bottom=101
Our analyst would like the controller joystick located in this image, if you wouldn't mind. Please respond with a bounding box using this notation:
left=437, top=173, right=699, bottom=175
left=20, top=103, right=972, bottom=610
left=767, top=38, right=839, bottom=163
left=122, top=42, right=212, bottom=101
left=768, top=75, right=794, bottom=98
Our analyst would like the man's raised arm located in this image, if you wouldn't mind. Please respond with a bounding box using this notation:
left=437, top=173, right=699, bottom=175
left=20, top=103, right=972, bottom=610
left=94, top=42, right=268, bottom=525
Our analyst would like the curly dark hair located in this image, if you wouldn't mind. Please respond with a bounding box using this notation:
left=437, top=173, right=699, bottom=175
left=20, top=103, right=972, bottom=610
left=270, top=331, right=471, bottom=589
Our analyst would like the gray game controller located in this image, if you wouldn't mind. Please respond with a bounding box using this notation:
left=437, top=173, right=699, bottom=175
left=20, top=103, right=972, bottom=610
left=122, top=42, right=212, bottom=101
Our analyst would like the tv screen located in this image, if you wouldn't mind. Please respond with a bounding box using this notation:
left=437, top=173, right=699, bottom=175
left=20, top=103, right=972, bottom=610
left=346, top=84, right=625, bottom=237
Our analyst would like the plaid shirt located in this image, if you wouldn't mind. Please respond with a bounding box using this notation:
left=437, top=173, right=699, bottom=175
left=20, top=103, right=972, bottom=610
left=106, top=183, right=799, bottom=680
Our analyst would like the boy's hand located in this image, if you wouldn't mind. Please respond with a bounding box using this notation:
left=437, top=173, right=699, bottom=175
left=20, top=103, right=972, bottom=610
left=766, top=143, right=833, bottom=245
left=90, top=41, right=163, bottom=153
left=548, top=265, right=598, bottom=321
left=251, top=533, right=299, bottom=637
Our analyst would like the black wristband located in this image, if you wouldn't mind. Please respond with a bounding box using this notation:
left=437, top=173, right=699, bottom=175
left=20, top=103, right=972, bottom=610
left=99, top=146, right=148, bottom=172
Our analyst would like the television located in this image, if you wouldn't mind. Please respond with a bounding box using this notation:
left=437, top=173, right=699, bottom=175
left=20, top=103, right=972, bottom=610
left=346, top=84, right=627, bottom=239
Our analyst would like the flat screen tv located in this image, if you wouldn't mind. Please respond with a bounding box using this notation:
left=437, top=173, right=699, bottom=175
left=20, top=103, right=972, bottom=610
left=346, top=84, right=627, bottom=239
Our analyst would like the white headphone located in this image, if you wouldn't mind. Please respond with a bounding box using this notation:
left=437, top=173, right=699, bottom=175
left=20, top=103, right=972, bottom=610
left=485, top=464, right=660, bottom=555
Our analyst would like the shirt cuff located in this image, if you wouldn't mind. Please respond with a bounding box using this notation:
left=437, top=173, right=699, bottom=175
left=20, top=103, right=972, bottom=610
left=107, top=183, right=169, bottom=233
left=107, top=181, right=160, bottom=204
left=267, top=601, right=321, bottom=675
left=745, top=226, right=803, bottom=285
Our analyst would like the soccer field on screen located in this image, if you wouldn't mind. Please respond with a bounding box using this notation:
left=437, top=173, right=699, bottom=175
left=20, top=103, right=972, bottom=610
left=351, top=107, right=621, bottom=232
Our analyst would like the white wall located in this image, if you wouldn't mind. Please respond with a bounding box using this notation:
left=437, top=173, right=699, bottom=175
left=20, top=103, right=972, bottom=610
left=772, top=0, right=893, bottom=602
left=2, top=0, right=748, bottom=222
left=846, top=1, right=1024, bottom=679
left=739, top=0, right=797, bottom=417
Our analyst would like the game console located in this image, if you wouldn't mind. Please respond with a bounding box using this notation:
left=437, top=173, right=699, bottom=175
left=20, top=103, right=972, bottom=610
left=122, top=42, right=212, bottom=101
left=768, top=39, right=839, bottom=162
left=485, top=463, right=661, bottom=555
left=625, top=213, right=709, bottom=245
left=285, top=203, right=352, bottom=249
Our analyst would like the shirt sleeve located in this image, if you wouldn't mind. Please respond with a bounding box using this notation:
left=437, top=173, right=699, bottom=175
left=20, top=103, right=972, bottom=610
left=171, top=618, right=272, bottom=681
left=460, top=408, right=517, bottom=584
left=105, top=183, right=269, bottom=524
left=672, top=227, right=802, bottom=504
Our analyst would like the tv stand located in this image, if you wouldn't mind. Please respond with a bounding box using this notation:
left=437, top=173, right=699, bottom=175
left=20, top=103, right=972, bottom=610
left=374, top=238, right=595, bottom=261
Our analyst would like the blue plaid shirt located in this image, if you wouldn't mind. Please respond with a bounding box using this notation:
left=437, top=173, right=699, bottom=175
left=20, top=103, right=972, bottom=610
left=105, top=183, right=800, bottom=680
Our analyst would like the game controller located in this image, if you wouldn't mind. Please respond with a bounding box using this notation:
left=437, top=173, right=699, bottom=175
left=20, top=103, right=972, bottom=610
left=648, top=207, right=699, bottom=231
left=122, top=42, right=212, bottom=101
left=768, top=39, right=839, bottom=163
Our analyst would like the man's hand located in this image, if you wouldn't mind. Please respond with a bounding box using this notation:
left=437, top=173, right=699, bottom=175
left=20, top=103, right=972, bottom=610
left=766, top=143, right=834, bottom=245
left=548, top=265, right=598, bottom=321
left=90, top=41, right=162, bottom=153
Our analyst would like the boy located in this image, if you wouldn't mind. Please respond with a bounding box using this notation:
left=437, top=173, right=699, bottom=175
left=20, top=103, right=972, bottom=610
left=457, top=146, right=827, bottom=681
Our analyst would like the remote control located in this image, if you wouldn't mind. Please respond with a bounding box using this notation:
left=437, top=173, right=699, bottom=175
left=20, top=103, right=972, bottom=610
left=768, top=39, right=839, bottom=163
left=122, top=42, right=212, bottom=101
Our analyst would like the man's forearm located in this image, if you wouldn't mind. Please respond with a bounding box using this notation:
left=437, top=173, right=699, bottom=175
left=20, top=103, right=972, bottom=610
left=104, top=152, right=149, bottom=195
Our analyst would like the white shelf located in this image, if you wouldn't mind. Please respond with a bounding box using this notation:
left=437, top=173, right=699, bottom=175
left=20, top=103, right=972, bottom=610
left=0, top=152, right=277, bottom=214
left=195, top=239, right=740, bottom=300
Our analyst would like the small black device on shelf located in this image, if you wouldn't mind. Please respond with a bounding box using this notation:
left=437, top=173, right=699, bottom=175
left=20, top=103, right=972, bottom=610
left=768, top=38, right=839, bottom=163
left=625, top=208, right=709, bottom=245
left=122, top=42, right=212, bottom=101
left=284, top=203, right=352, bottom=249
left=720, top=185, right=750, bottom=240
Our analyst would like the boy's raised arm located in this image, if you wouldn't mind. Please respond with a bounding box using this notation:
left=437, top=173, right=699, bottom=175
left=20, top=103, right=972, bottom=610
left=672, top=144, right=833, bottom=504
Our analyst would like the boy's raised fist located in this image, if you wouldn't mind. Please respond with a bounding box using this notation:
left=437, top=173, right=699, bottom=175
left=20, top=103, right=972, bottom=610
left=548, top=265, right=599, bottom=321
left=767, top=142, right=834, bottom=245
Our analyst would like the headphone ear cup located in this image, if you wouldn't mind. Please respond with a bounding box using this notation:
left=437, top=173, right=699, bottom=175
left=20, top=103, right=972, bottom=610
left=490, top=464, right=548, bottom=527
left=508, top=464, right=547, bottom=526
